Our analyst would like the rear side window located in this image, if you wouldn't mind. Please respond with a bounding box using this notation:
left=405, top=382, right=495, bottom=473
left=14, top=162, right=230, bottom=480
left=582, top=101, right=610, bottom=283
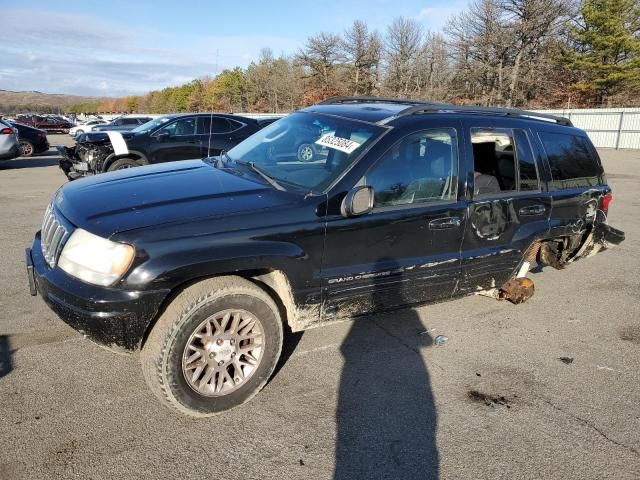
left=197, top=117, right=238, bottom=134
left=539, top=132, right=602, bottom=189
left=122, top=118, right=139, bottom=125
left=471, top=128, right=540, bottom=196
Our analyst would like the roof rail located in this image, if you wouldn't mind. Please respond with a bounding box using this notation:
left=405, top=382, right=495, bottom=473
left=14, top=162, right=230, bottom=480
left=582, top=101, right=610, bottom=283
left=318, top=96, right=430, bottom=106
left=318, top=96, right=572, bottom=126
left=399, top=104, right=573, bottom=126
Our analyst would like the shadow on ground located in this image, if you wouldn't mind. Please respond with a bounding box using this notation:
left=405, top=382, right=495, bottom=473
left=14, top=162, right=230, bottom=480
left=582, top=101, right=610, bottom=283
left=334, top=260, right=439, bottom=479
left=0, top=151, right=61, bottom=170
left=0, top=335, right=13, bottom=378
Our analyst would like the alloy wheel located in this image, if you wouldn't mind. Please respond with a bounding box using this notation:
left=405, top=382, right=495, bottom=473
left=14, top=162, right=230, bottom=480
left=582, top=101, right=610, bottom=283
left=182, top=309, right=264, bottom=396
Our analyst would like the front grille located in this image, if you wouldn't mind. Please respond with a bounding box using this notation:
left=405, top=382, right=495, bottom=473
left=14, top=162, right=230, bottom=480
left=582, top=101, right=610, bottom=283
left=41, top=204, right=70, bottom=268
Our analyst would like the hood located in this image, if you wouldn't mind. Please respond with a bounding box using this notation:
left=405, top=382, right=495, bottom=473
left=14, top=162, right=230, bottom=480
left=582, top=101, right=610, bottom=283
left=76, top=131, right=136, bottom=143
left=54, top=160, right=297, bottom=237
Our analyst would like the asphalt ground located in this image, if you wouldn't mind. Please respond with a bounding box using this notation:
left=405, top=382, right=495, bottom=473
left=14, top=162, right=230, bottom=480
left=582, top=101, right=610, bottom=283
left=0, top=135, right=638, bottom=480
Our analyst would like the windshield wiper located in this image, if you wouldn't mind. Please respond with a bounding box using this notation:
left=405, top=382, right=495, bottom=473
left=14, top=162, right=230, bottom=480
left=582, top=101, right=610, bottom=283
left=245, top=161, right=286, bottom=191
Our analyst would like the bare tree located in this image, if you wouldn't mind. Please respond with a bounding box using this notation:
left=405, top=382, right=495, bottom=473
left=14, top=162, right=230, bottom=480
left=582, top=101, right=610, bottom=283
left=296, top=32, right=346, bottom=97
left=384, top=17, right=424, bottom=96
left=341, top=20, right=382, bottom=95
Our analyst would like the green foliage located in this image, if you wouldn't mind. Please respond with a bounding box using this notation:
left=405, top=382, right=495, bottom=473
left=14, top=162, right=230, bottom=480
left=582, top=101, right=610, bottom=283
left=561, top=0, right=640, bottom=102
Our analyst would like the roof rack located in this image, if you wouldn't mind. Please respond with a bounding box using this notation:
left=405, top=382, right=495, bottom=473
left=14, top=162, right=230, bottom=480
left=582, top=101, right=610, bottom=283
left=318, top=96, right=572, bottom=126
left=318, top=96, right=431, bottom=106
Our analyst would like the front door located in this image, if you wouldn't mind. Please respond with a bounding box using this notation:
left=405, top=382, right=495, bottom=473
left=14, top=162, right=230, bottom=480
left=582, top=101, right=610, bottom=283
left=150, top=116, right=200, bottom=163
left=459, top=124, right=551, bottom=294
left=322, top=127, right=466, bottom=319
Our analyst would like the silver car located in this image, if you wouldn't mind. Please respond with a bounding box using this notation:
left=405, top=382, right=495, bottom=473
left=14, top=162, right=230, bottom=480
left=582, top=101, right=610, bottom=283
left=0, top=120, right=20, bottom=160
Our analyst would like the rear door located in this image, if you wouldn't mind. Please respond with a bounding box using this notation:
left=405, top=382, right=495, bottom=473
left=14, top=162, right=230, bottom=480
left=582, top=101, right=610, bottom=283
left=148, top=116, right=200, bottom=163
left=459, top=121, right=551, bottom=293
left=197, top=116, right=251, bottom=156
left=534, top=130, right=608, bottom=239
left=322, top=125, right=466, bottom=318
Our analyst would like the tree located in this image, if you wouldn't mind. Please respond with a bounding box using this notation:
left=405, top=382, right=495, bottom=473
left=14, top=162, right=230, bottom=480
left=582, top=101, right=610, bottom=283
left=296, top=32, right=346, bottom=98
left=384, top=17, right=424, bottom=96
left=561, top=0, right=640, bottom=104
left=341, top=20, right=382, bottom=95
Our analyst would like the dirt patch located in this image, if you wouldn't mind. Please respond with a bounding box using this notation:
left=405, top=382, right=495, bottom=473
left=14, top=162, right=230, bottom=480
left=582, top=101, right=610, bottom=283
left=620, top=325, right=640, bottom=344
left=467, top=390, right=512, bottom=408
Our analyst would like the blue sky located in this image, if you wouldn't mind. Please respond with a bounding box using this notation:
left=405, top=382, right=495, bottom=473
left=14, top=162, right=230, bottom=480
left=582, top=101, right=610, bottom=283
left=0, top=0, right=469, bottom=97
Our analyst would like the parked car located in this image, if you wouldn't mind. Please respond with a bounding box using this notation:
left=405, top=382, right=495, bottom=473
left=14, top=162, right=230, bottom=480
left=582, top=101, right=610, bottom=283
left=0, top=119, right=20, bottom=160
left=89, top=116, right=153, bottom=133
left=69, top=120, right=108, bottom=137
left=9, top=122, right=50, bottom=157
left=58, top=113, right=265, bottom=179
left=15, top=115, right=73, bottom=133
left=26, top=97, right=624, bottom=416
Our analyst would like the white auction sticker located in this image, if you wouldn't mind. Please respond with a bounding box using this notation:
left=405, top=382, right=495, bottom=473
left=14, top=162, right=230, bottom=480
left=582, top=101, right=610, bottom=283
left=315, top=134, right=362, bottom=154
left=106, top=131, right=129, bottom=156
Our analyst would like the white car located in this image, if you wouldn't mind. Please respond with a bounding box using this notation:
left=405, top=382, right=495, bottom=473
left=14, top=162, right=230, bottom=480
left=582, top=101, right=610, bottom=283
left=69, top=120, right=108, bottom=137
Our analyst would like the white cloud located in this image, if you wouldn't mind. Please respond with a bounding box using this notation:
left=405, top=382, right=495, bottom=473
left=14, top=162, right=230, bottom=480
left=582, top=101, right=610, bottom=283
left=0, top=8, right=298, bottom=97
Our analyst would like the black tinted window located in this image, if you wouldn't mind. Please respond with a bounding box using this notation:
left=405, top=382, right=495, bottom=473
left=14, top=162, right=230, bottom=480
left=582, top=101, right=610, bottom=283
left=122, top=118, right=139, bottom=125
left=197, top=117, right=233, bottom=134
left=364, top=129, right=458, bottom=208
left=540, top=132, right=602, bottom=189
left=514, top=130, right=539, bottom=191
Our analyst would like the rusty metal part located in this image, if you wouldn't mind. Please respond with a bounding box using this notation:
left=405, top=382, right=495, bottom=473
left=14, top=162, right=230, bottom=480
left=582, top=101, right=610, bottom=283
left=499, top=277, right=535, bottom=304
left=525, top=241, right=541, bottom=263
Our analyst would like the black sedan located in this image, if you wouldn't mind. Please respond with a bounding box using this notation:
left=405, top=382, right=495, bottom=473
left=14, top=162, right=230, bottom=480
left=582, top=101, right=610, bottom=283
left=10, top=122, right=50, bottom=157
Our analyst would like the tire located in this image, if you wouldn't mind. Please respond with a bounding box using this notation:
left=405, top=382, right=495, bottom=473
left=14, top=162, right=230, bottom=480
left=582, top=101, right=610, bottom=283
left=141, top=276, right=283, bottom=417
left=107, top=158, right=140, bottom=171
left=19, top=140, right=34, bottom=157
left=296, top=143, right=315, bottom=162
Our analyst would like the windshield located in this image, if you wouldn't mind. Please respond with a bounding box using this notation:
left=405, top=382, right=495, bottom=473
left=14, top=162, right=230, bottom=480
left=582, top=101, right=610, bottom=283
left=226, top=112, right=385, bottom=191
left=132, top=116, right=171, bottom=133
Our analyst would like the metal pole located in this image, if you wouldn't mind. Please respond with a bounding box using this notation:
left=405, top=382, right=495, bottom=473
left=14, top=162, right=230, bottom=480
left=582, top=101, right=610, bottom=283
left=615, top=111, right=625, bottom=150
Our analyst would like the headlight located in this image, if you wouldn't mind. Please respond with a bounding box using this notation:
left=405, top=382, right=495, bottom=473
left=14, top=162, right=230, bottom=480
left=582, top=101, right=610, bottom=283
left=58, top=229, right=135, bottom=286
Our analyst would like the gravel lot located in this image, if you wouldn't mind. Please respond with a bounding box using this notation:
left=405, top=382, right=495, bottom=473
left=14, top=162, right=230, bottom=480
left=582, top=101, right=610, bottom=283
left=0, top=135, right=639, bottom=480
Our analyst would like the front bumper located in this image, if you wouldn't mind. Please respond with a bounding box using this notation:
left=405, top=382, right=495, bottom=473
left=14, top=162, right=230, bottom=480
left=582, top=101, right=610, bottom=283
left=27, top=235, right=170, bottom=351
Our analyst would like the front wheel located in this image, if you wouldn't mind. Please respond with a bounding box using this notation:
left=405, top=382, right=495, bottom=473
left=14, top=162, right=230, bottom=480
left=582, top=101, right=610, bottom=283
left=141, top=276, right=283, bottom=416
left=107, top=158, right=139, bottom=171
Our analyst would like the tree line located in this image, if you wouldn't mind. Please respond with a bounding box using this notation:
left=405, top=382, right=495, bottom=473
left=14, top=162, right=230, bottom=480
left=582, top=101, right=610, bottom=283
left=66, top=0, right=640, bottom=115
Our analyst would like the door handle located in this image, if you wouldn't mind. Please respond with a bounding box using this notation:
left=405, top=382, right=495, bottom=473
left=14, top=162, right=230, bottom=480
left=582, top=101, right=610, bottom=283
left=519, top=205, right=546, bottom=216
left=429, top=217, right=462, bottom=230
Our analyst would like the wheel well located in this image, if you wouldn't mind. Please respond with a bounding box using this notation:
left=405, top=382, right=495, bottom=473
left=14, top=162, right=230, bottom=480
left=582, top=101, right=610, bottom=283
left=139, top=269, right=295, bottom=349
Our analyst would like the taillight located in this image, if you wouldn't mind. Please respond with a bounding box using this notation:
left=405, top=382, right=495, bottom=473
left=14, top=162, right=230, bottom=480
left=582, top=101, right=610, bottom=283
left=0, top=128, right=13, bottom=134
left=602, top=193, right=613, bottom=212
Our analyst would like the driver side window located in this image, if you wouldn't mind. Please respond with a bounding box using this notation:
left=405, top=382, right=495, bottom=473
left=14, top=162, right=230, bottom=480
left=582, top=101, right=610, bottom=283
left=362, top=129, right=458, bottom=208
left=158, top=117, right=196, bottom=137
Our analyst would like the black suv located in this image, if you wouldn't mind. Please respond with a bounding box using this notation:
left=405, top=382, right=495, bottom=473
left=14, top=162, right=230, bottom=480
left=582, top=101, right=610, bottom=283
left=58, top=113, right=264, bottom=179
left=27, top=97, right=624, bottom=416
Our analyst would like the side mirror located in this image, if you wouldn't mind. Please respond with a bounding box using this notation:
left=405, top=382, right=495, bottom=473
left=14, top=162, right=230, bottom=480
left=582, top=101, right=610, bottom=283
left=341, top=186, right=374, bottom=217
left=156, top=132, right=170, bottom=141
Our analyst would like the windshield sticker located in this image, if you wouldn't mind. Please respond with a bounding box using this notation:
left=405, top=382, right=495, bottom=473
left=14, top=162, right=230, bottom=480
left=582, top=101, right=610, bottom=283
left=315, top=135, right=362, bottom=154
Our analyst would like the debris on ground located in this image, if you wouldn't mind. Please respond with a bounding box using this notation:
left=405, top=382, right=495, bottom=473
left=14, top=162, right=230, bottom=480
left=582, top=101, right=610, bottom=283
left=434, top=335, right=448, bottom=345
left=467, top=390, right=512, bottom=408
left=559, top=357, right=574, bottom=364
left=499, top=277, right=535, bottom=304
left=620, top=324, right=640, bottom=344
